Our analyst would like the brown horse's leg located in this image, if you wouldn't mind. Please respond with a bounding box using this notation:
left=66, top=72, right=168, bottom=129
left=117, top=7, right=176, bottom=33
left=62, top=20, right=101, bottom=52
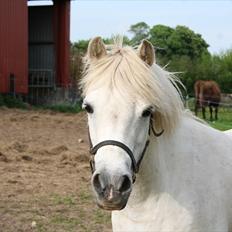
left=209, top=106, right=213, bottom=121
left=202, top=107, right=206, bottom=120
left=195, top=103, right=198, bottom=116
left=215, top=107, right=218, bottom=121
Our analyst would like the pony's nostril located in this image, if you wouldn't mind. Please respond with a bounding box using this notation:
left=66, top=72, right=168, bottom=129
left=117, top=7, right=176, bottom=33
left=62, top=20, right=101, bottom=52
left=119, top=175, right=131, bottom=193
left=93, top=173, right=131, bottom=196
left=93, top=174, right=102, bottom=192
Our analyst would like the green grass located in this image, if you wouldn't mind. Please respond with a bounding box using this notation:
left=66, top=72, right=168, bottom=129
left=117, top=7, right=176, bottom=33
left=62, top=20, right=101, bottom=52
left=204, top=109, right=232, bottom=131
left=93, top=209, right=111, bottom=225
left=51, top=194, right=76, bottom=206
left=50, top=215, right=81, bottom=231
left=186, top=98, right=232, bottom=131
left=78, top=190, right=92, bottom=203
left=43, top=192, right=111, bottom=231
left=195, top=108, right=232, bottom=131
left=35, top=222, right=47, bottom=232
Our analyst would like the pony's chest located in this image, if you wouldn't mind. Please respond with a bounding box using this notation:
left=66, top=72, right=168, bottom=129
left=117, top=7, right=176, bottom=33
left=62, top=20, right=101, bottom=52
left=112, top=194, right=193, bottom=232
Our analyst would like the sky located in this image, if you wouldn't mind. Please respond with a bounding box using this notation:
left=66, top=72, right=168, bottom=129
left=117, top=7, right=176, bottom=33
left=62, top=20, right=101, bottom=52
left=28, top=0, right=232, bottom=54
left=70, top=0, right=232, bottom=54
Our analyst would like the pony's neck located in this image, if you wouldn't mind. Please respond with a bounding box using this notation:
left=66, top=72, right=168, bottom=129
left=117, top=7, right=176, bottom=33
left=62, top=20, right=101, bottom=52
left=128, top=133, right=175, bottom=206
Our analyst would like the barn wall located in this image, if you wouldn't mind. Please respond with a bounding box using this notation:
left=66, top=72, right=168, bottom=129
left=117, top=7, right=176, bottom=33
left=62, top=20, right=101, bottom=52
left=0, top=0, right=28, bottom=94
left=54, top=0, right=70, bottom=88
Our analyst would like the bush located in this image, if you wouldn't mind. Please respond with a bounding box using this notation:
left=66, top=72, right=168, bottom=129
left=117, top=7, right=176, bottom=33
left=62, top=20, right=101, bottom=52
left=0, top=95, right=4, bottom=106
left=43, top=102, right=82, bottom=113
left=0, top=94, right=27, bottom=109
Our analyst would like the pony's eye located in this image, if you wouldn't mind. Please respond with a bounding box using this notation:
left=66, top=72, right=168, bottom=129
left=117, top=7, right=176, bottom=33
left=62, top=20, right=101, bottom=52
left=83, top=104, right=94, bottom=114
left=142, top=107, right=152, bottom=117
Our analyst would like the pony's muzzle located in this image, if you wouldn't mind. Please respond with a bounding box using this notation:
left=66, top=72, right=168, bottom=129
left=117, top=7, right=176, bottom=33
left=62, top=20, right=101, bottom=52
left=92, top=172, right=132, bottom=210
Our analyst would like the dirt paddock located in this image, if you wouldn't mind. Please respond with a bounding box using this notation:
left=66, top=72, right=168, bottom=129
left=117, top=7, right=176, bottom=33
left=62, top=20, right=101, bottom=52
left=0, top=108, right=111, bottom=232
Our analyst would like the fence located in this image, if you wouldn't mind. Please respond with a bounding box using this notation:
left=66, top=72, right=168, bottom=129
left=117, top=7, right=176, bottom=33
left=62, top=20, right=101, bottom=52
left=27, top=69, right=55, bottom=105
left=184, top=95, right=232, bottom=115
left=26, top=69, right=81, bottom=105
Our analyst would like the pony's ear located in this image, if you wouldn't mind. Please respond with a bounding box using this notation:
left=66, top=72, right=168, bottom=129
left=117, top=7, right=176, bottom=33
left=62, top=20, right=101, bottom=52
left=138, top=40, right=155, bottom=66
left=87, top=37, right=107, bottom=60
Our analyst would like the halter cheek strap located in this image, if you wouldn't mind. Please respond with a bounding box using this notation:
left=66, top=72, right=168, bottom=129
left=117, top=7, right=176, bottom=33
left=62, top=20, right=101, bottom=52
left=88, top=116, right=164, bottom=183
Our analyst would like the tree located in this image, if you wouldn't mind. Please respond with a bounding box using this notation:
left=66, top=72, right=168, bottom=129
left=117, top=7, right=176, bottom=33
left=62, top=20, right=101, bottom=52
left=103, top=35, right=131, bottom=46
left=69, top=24, right=232, bottom=95
left=70, top=40, right=89, bottom=92
left=215, top=50, right=232, bottom=93
left=71, top=39, right=90, bottom=55
left=128, top=22, right=150, bottom=45
left=168, top=26, right=209, bottom=59
left=149, top=24, right=174, bottom=58
left=149, top=25, right=209, bottom=62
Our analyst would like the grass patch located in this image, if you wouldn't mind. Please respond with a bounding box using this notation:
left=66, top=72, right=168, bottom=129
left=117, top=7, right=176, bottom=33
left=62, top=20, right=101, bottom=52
left=51, top=194, right=76, bottom=206
left=197, top=108, right=232, bottom=131
left=207, top=119, right=232, bottom=131
left=35, top=222, right=46, bottom=232
left=78, top=190, right=92, bottom=203
left=186, top=100, right=232, bottom=131
left=93, top=209, right=111, bottom=225
left=50, top=215, right=81, bottom=230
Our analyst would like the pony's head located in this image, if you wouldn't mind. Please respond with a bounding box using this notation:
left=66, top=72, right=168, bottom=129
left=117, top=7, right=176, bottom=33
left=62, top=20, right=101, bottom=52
left=81, top=37, right=183, bottom=210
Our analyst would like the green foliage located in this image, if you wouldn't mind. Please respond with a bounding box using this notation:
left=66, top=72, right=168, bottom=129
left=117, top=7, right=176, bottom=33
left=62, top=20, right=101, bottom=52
left=149, top=24, right=209, bottom=62
left=218, top=50, right=232, bottom=93
left=149, top=24, right=174, bottom=58
left=128, top=21, right=150, bottom=45
left=70, top=40, right=88, bottom=88
left=70, top=22, right=232, bottom=96
left=71, top=40, right=89, bottom=55
left=0, top=94, right=4, bottom=106
left=169, top=26, right=209, bottom=59
left=42, top=102, right=82, bottom=113
left=103, top=35, right=131, bottom=45
left=176, top=50, right=232, bottom=96
left=0, top=94, right=83, bottom=113
left=0, top=94, right=27, bottom=109
left=148, top=24, right=231, bottom=96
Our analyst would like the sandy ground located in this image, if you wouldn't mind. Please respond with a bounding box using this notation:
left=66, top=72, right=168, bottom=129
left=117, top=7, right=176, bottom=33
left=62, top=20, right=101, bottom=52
left=0, top=108, right=111, bottom=232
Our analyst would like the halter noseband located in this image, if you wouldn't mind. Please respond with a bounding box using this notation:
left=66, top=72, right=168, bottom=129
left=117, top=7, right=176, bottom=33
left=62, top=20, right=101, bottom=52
left=88, top=116, right=164, bottom=182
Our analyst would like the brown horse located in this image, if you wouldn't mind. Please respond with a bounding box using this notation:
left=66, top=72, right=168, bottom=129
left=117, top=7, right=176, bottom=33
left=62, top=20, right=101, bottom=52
left=194, top=80, right=221, bottom=121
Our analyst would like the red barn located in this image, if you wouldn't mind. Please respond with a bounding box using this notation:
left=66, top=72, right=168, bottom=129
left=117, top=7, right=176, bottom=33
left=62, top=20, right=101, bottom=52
left=0, top=0, right=70, bottom=103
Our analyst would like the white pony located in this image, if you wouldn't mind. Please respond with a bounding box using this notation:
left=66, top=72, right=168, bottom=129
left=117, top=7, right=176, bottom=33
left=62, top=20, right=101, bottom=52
left=81, top=37, right=232, bottom=232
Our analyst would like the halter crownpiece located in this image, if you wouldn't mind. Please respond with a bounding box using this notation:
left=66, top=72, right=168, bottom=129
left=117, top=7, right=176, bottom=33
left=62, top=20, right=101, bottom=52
left=88, top=116, right=164, bottom=183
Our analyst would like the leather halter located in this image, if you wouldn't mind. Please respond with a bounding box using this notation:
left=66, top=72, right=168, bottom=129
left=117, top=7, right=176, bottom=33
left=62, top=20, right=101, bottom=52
left=88, top=116, right=164, bottom=182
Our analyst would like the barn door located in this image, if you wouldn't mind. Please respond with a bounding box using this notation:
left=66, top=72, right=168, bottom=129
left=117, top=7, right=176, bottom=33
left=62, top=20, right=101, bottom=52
left=28, top=5, right=55, bottom=104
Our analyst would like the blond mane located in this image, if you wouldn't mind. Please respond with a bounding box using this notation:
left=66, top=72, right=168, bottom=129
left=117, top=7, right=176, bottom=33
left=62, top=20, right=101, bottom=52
left=80, top=39, right=184, bottom=134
